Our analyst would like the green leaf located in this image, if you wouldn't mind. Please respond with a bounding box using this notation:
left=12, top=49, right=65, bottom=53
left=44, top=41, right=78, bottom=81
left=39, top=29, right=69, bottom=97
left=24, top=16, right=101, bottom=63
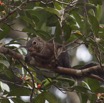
left=34, top=93, right=45, bottom=103
left=1, top=99, right=10, bottom=103
left=54, top=2, right=62, bottom=10
left=54, top=22, right=62, bottom=43
left=95, top=87, right=104, bottom=93
left=90, top=0, right=102, bottom=5
left=89, top=94, right=97, bottom=103
left=22, top=28, right=35, bottom=34
left=0, top=6, right=5, bottom=11
left=0, top=60, right=10, bottom=68
left=34, top=91, right=59, bottom=103
left=12, top=98, right=25, bottom=103
left=99, top=24, right=104, bottom=38
left=88, top=14, right=99, bottom=35
left=74, top=86, right=90, bottom=93
left=44, top=7, right=60, bottom=17
left=35, top=30, right=51, bottom=40
left=20, top=15, right=35, bottom=27
left=62, top=21, right=71, bottom=41
left=42, top=78, right=53, bottom=89
left=8, top=84, right=31, bottom=96
left=97, top=0, right=102, bottom=5
left=71, top=12, right=84, bottom=29
left=0, top=66, right=20, bottom=81
left=0, top=82, right=10, bottom=92
left=86, top=3, right=96, bottom=10
left=46, top=15, right=58, bottom=26
left=44, top=92, right=59, bottom=103
left=57, top=77, right=75, bottom=87
left=96, top=5, right=102, bottom=20
left=0, top=24, right=10, bottom=39
left=25, top=9, right=51, bottom=30
left=80, top=93, right=89, bottom=103
left=86, top=78, right=100, bottom=92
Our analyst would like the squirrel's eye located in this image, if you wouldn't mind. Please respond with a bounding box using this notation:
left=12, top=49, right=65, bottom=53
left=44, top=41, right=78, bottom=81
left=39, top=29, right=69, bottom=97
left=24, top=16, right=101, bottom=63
left=32, top=41, right=36, bottom=45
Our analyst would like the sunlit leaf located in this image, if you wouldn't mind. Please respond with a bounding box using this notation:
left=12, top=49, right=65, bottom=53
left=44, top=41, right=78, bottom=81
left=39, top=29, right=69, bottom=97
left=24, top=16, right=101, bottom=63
left=0, top=82, right=10, bottom=92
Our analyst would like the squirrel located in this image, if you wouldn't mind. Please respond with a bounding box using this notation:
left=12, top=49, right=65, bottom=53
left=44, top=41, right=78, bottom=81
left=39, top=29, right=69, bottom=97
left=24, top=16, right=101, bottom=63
left=25, top=36, right=71, bottom=69
left=25, top=37, right=104, bottom=81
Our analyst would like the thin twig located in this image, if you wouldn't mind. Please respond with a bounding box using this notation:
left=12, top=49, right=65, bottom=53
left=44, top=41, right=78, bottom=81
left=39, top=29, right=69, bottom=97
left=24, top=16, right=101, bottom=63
left=18, top=60, right=35, bottom=103
left=55, top=0, right=69, bottom=5
left=0, top=1, right=27, bottom=23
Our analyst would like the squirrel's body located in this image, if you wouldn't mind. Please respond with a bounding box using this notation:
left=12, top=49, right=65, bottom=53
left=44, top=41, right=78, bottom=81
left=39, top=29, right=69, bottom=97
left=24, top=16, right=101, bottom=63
left=25, top=37, right=71, bottom=69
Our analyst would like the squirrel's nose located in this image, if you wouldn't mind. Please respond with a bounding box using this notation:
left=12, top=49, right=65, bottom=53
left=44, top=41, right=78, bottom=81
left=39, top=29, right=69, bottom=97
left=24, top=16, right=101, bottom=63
left=28, top=47, right=34, bottom=52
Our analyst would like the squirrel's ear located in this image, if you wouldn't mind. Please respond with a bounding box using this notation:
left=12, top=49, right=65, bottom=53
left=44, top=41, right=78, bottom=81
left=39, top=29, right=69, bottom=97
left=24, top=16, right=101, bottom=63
left=36, top=36, right=42, bottom=40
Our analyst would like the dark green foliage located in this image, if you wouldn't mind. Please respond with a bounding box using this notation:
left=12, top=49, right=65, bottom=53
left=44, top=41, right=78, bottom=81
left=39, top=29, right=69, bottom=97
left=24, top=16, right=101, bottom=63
left=0, top=0, right=104, bottom=103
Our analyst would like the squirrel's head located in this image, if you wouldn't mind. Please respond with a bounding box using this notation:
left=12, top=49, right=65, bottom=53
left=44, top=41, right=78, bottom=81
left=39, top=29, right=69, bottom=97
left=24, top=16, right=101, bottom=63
left=26, top=37, right=45, bottom=53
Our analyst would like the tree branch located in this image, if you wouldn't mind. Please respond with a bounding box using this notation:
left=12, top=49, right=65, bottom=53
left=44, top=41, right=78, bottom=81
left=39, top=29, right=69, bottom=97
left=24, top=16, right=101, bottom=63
left=0, top=46, right=104, bottom=82
left=56, top=66, right=104, bottom=82
left=0, top=47, right=23, bottom=60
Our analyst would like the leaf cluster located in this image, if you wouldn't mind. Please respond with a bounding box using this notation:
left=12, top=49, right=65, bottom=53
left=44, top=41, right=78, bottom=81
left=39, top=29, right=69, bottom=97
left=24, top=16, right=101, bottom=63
left=0, top=0, right=104, bottom=103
